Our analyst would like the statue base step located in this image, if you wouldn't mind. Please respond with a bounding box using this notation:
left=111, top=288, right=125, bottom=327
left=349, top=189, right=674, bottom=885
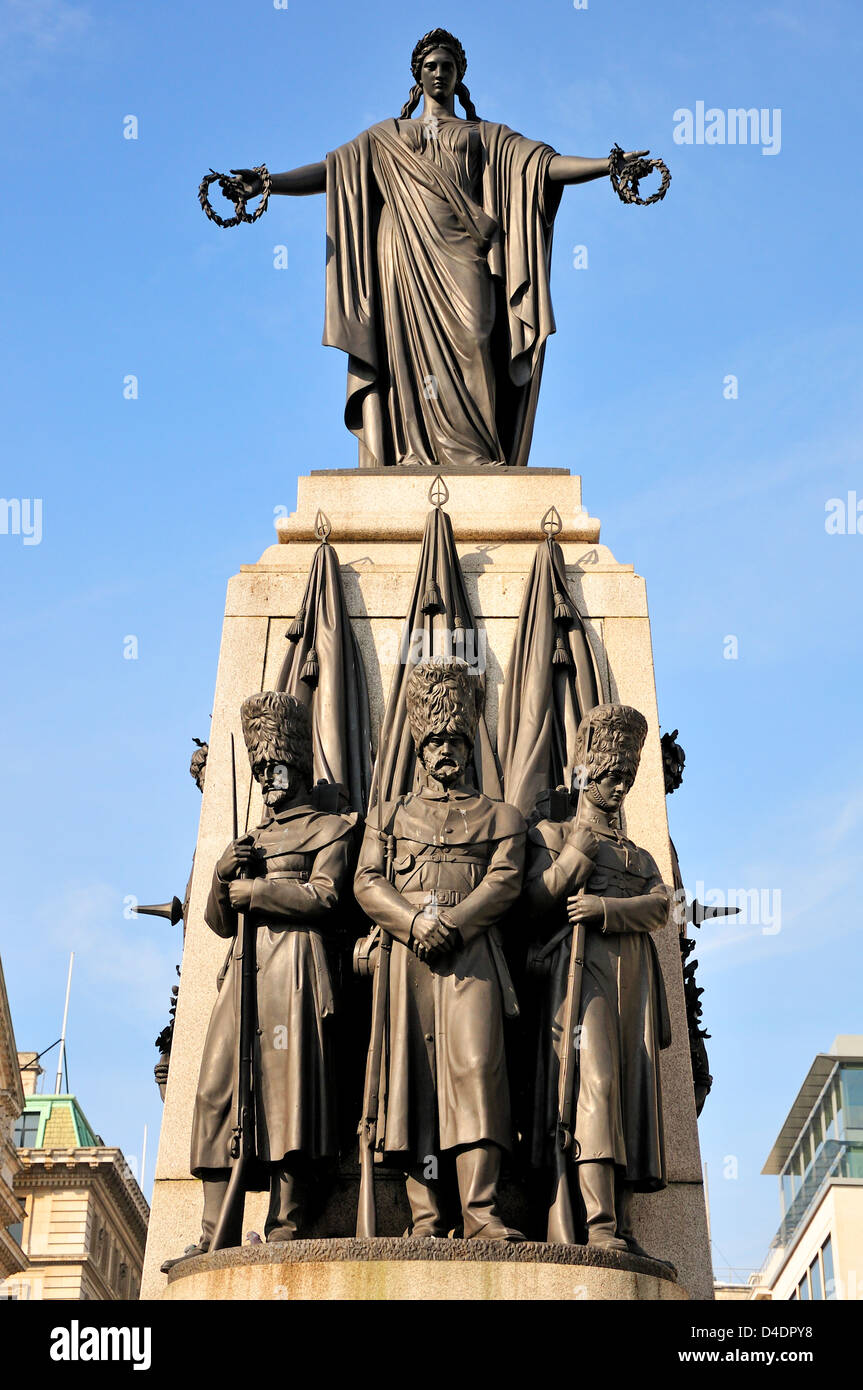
left=163, top=1237, right=688, bottom=1301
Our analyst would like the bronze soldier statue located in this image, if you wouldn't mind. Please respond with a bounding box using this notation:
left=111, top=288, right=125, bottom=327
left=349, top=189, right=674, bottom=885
left=162, top=693, right=356, bottom=1271
left=525, top=704, right=672, bottom=1253
left=354, top=658, right=526, bottom=1240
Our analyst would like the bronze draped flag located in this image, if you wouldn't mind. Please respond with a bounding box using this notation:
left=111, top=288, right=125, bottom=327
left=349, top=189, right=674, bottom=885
left=371, top=495, right=501, bottom=807
left=276, top=528, right=372, bottom=815
left=497, top=535, right=600, bottom=818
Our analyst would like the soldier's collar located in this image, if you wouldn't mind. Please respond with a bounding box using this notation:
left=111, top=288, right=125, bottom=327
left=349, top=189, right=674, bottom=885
left=259, top=801, right=316, bottom=828
left=582, top=808, right=628, bottom=842
left=418, top=780, right=477, bottom=802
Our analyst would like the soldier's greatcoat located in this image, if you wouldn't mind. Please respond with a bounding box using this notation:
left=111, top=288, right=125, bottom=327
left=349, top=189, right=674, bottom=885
left=525, top=816, right=671, bottom=1191
left=190, top=801, right=356, bottom=1176
left=354, top=784, right=526, bottom=1161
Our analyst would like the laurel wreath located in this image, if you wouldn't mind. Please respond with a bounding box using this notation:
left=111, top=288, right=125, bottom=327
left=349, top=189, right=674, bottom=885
left=198, top=165, right=272, bottom=228
left=609, top=144, right=671, bottom=207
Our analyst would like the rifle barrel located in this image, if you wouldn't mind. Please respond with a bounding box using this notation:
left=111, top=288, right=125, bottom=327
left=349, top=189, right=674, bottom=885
left=546, top=726, right=593, bottom=1243
left=210, top=733, right=255, bottom=1253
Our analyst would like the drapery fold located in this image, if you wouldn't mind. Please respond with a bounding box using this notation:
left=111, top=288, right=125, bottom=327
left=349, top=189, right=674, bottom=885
left=324, top=119, right=561, bottom=468
left=276, top=537, right=372, bottom=815
left=371, top=504, right=500, bottom=808
left=497, top=537, right=600, bottom=818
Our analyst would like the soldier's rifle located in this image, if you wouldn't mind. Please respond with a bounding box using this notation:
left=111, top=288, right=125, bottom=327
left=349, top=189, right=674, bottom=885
left=210, top=734, right=256, bottom=1251
left=547, top=728, right=593, bottom=1246
left=355, top=819, right=395, bottom=1240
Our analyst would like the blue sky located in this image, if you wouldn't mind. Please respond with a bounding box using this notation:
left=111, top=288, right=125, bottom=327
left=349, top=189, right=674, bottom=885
left=1, top=0, right=861, bottom=1278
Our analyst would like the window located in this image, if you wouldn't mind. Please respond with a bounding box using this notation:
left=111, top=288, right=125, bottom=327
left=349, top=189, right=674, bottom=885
left=13, top=1111, right=39, bottom=1147
left=821, top=1235, right=836, bottom=1300
left=798, top=1271, right=810, bottom=1300
left=809, top=1254, right=823, bottom=1300
left=841, top=1066, right=863, bottom=1132
left=812, top=1104, right=825, bottom=1151
left=833, top=1076, right=845, bottom=1139
left=824, top=1084, right=836, bottom=1140
left=7, top=1221, right=23, bottom=1247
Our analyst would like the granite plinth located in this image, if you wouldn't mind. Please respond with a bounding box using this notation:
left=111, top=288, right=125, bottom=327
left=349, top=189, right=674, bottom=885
left=163, top=1237, right=688, bottom=1301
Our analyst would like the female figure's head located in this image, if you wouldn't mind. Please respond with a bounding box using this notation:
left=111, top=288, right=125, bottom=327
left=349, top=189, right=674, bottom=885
left=400, top=29, right=479, bottom=121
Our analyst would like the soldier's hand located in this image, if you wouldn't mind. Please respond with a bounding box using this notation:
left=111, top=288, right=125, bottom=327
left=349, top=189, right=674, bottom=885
left=411, top=912, right=461, bottom=961
left=217, top=834, right=257, bottom=881
left=411, top=915, right=437, bottom=959
left=228, top=880, right=253, bottom=911
left=424, top=918, right=463, bottom=962
left=431, top=910, right=463, bottom=955
left=565, top=824, right=599, bottom=859
left=567, top=893, right=604, bottom=930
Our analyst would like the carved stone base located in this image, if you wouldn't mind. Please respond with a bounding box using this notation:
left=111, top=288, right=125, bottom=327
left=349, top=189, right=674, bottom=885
left=163, top=1237, right=689, bottom=1301
left=141, top=468, right=714, bottom=1301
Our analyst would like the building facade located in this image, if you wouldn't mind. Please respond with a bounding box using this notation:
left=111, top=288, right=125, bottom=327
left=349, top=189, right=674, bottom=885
left=0, top=1060, right=149, bottom=1301
left=0, top=963, right=26, bottom=1284
left=751, top=1035, right=863, bottom=1300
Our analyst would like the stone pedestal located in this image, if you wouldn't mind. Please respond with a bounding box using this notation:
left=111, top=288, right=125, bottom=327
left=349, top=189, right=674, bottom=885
left=140, top=467, right=713, bottom=1301
left=163, top=1238, right=688, bottom=1302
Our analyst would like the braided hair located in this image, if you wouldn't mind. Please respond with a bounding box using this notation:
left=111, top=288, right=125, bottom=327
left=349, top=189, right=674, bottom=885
left=399, top=28, right=480, bottom=121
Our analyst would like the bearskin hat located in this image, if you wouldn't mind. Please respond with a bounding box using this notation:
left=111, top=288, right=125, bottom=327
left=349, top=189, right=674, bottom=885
left=406, top=657, right=483, bottom=752
left=574, top=703, right=648, bottom=786
left=240, top=691, right=312, bottom=783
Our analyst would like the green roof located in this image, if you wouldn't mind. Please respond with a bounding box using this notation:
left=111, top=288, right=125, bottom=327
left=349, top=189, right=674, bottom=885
left=16, top=1094, right=100, bottom=1149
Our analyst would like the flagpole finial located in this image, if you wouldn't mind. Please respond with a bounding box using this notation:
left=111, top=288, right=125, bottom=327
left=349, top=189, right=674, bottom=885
left=429, top=476, right=450, bottom=510
left=314, top=510, right=332, bottom=542
left=541, top=506, right=562, bottom=537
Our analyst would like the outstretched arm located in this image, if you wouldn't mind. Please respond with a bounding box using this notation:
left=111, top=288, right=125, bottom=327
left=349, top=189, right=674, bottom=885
left=226, top=163, right=326, bottom=199
left=547, top=150, right=648, bottom=186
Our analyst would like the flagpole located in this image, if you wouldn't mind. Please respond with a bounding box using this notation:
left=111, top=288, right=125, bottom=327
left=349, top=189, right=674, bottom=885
left=54, top=952, right=75, bottom=1095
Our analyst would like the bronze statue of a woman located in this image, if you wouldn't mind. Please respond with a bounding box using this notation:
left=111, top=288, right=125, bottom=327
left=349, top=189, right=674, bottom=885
left=221, top=30, right=652, bottom=469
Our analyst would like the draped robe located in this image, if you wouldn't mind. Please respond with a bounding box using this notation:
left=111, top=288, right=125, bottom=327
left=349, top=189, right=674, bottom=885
left=324, top=117, right=562, bottom=468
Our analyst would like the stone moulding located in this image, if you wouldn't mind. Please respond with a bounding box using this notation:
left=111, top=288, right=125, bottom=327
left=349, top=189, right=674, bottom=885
left=164, top=1237, right=688, bottom=1302
left=276, top=469, right=601, bottom=544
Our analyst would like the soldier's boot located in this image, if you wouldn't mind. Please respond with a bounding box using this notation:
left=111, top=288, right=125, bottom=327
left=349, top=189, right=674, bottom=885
left=266, top=1158, right=309, bottom=1242
left=160, top=1170, right=230, bottom=1273
left=579, top=1161, right=628, bottom=1251
left=615, top=1180, right=676, bottom=1269
left=405, top=1166, right=449, bottom=1238
left=456, top=1142, right=524, bottom=1242
left=615, top=1181, right=650, bottom=1256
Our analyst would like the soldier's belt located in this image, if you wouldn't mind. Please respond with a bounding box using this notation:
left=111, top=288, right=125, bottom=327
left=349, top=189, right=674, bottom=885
left=265, top=870, right=310, bottom=882
left=394, top=850, right=488, bottom=869
left=588, top=868, right=651, bottom=895
left=401, top=890, right=467, bottom=907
